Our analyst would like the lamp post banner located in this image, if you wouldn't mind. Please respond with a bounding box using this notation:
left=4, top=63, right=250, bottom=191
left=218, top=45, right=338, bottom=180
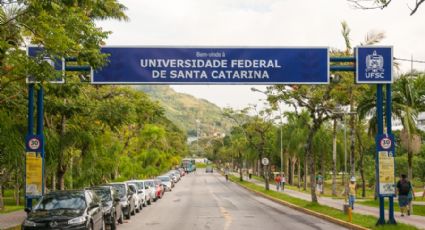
left=92, top=47, right=329, bottom=84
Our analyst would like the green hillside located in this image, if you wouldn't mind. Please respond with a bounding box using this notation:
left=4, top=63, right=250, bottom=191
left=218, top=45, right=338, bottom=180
left=136, top=86, right=233, bottom=137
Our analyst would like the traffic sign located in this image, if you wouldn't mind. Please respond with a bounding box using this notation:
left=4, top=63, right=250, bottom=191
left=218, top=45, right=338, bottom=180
left=261, top=157, right=269, bottom=166
left=380, top=137, right=392, bottom=150
left=25, top=135, right=43, bottom=152
left=356, top=46, right=393, bottom=84
left=92, top=47, right=330, bottom=84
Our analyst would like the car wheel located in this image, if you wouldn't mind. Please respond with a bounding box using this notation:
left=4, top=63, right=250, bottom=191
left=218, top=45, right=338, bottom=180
left=125, top=210, right=131, bottom=220
left=143, top=200, right=147, bottom=207
left=131, top=206, right=136, bottom=216
left=100, top=219, right=105, bottom=230
left=110, top=214, right=117, bottom=230
left=136, top=204, right=140, bottom=213
left=147, top=199, right=151, bottom=205
left=118, top=212, right=124, bottom=224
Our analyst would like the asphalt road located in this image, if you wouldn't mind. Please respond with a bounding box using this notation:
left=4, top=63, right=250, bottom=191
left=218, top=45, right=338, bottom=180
left=118, top=171, right=346, bottom=230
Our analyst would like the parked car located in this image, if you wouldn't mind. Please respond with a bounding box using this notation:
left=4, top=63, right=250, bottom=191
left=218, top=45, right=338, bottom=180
left=167, top=172, right=178, bottom=184
left=22, top=190, right=104, bottom=230
left=157, top=175, right=173, bottom=191
left=125, top=183, right=141, bottom=213
left=170, top=170, right=181, bottom=181
left=142, top=180, right=157, bottom=202
left=154, top=179, right=164, bottom=199
left=108, top=182, right=136, bottom=220
left=205, top=165, right=213, bottom=173
left=89, top=186, right=123, bottom=230
left=127, top=180, right=149, bottom=207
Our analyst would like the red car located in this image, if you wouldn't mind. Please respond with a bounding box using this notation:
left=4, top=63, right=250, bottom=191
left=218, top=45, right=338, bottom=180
left=154, top=179, right=164, bottom=199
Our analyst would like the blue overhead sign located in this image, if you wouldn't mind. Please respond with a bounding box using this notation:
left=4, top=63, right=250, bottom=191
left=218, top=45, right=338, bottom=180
left=356, top=46, right=393, bottom=84
left=91, top=47, right=329, bottom=84
left=27, top=46, right=65, bottom=83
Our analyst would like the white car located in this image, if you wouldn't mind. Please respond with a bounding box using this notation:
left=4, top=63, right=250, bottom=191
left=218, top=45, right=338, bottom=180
left=157, top=176, right=173, bottom=191
left=141, top=180, right=156, bottom=203
left=126, top=181, right=145, bottom=211
left=128, top=180, right=151, bottom=207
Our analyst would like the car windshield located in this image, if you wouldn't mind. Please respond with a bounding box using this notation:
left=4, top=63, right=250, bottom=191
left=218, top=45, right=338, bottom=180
left=110, top=184, right=126, bottom=198
left=35, top=193, right=86, bottom=211
left=158, top=177, right=169, bottom=182
left=146, top=181, right=155, bottom=187
left=92, top=189, right=111, bottom=202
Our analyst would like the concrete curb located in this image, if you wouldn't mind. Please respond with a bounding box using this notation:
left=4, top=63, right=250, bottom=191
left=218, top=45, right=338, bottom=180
left=231, top=179, right=370, bottom=230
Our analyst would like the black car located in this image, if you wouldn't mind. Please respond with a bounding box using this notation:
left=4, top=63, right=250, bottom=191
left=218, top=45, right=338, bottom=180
left=89, top=186, right=123, bottom=230
left=107, top=183, right=136, bottom=220
left=22, top=190, right=104, bottom=230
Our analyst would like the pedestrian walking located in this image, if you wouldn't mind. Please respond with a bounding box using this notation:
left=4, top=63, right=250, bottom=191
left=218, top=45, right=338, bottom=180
left=348, top=177, right=357, bottom=210
left=396, top=174, right=413, bottom=217
left=281, top=173, right=286, bottom=191
left=275, top=174, right=281, bottom=191
left=316, top=172, right=323, bottom=195
left=224, top=167, right=229, bottom=181
left=408, top=182, right=416, bottom=215
left=248, top=168, right=253, bottom=180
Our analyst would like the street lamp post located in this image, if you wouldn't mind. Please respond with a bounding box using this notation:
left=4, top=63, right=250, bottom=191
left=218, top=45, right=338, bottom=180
left=251, top=88, right=284, bottom=179
left=332, top=110, right=356, bottom=198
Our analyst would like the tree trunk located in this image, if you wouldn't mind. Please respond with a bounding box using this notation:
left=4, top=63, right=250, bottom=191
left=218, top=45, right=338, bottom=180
left=0, top=184, right=4, bottom=211
left=408, top=150, right=413, bottom=181
left=303, top=154, right=308, bottom=190
left=51, top=171, right=56, bottom=191
left=297, top=158, right=301, bottom=188
left=307, top=124, right=318, bottom=203
left=238, top=151, right=243, bottom=182
left=356, top=128, right=366, bottom=198
left=320, top=156, right=325, bottom=195
left=14, top=183, right=20, bottom=206
left=332, top=118, right=337, bottom=196
left=285, top=152, right=289, bottom=179
left=349, top=86, right=356, bottom=177
left=290, top=156, right=296, bottom=185
left=57, top=165, right=67, bottom=190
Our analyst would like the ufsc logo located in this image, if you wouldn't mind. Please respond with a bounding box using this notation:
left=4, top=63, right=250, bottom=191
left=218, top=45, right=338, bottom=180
left=365, top=50, right=384, bottom=79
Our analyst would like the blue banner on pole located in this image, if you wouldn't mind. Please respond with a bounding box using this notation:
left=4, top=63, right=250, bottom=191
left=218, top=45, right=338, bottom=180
left=356, top=46, right=393, bottom=84
left=91, top=47, right=329, bottom=84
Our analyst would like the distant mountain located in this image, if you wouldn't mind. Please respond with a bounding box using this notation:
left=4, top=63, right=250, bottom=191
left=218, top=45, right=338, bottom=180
left=136, top=86, right=233, bottom=137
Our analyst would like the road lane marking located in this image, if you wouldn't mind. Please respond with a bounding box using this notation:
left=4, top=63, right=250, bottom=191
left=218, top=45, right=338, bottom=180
left=208, top=184, right=233, bottom=230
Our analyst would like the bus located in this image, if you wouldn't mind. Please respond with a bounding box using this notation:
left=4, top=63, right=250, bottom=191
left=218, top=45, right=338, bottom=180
left=182, top=158, right=196, bottom=173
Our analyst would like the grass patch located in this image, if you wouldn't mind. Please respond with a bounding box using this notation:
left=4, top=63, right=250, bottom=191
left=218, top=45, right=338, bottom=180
left=0, top=205, right=24, bottom=214
left=229, top=175, right=418, bottom=230
left=195, top=162, right=207, bottom=168
left=359, top=199, right=425, bottom=217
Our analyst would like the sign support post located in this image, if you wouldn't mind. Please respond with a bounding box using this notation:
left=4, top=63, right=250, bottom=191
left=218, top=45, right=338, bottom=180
left=376, top=84, right=386, bottom=225
left=386, top=84, right=396, bottom=224
left=36, top=86, right=45, bottom=193
left=26, top=84, right=34, bottom=209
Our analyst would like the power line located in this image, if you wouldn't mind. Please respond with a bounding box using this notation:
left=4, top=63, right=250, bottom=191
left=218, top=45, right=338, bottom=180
left=394, top=57, right=425, bottom=64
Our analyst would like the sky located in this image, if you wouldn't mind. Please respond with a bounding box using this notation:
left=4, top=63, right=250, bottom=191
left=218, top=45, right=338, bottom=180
left=97, top=0, right=425, bottom=110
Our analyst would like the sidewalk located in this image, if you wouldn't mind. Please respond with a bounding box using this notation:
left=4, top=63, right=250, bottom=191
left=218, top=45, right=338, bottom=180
left=235, top=174, right=425, bottom=230
left=0, top=210, right=25, bottom=230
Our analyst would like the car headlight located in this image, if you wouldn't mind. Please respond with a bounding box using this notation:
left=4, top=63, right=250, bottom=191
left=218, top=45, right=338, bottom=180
left=68, top=216, right=86, bottom=225
left=120, top=201, right=128, bottom=207
left=102, top=207, right=112, bottom=214
left=23, top=219, right=37, bottom=227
